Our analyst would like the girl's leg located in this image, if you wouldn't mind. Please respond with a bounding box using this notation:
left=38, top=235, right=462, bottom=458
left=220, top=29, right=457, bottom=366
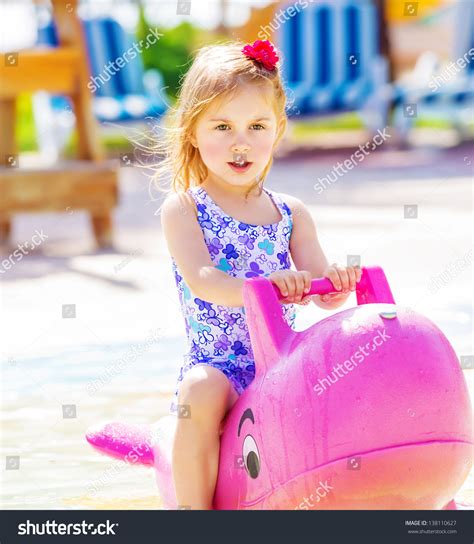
left=171, top=365, right=239, bottom=510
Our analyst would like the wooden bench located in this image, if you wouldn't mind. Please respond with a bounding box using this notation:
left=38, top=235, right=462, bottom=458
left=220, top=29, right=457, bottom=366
left=0, top=0, right=118, bottom=247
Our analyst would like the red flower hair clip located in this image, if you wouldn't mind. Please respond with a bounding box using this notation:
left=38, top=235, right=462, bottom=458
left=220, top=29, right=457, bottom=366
left=241, top=39, right=279, bottom=71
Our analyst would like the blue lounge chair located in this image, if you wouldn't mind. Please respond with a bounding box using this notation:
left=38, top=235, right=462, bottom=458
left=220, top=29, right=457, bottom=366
left=278, top=0, right=390, bottom=132
left=391, top=0, right=474, bottom=142
left=36, top=16, right=167, bottom=123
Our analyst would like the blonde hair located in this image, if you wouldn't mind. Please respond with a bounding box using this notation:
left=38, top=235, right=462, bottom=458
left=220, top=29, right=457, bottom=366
left=148, top=40, right=288, bottom=202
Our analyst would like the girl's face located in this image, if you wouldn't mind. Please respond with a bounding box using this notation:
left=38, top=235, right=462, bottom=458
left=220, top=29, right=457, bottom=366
left=191, top=83, right=282, bottom=190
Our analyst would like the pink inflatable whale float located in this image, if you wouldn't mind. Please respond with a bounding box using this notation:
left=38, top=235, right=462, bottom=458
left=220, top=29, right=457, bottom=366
left=85, top=266, right=472, bottom=509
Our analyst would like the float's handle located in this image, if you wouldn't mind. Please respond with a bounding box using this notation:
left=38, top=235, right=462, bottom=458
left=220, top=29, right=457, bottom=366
left=272, top=276, right=336, bottom=299
left=271, top=266, right=395, bottom=305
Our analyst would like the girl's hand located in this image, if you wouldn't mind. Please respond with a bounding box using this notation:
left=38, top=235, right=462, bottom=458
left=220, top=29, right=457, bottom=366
left=268, top=270, right=313, bottom=305
left=319, top=263, right=362, bottom=303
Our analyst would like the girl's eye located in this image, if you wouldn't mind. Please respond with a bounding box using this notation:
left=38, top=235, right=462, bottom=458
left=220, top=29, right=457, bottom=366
left=214, top=124, right=265, bottom=131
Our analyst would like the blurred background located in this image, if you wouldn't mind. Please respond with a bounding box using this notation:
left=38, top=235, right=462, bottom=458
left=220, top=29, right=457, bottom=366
left=1, top=0, right=472, bottom=509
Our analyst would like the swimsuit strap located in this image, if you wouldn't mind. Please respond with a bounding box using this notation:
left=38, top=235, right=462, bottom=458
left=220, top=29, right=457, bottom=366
left=187, top=184, right=293, bottom=229
left=263, top=187, right=293, bottom=227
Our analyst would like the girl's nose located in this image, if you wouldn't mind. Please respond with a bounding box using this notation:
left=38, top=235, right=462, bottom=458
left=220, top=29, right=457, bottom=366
left=231, top=142, right=250, bottom=154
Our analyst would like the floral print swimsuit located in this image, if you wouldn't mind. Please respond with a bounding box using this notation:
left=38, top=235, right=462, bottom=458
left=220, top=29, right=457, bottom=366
left=169, top=185, right=296, bottom=413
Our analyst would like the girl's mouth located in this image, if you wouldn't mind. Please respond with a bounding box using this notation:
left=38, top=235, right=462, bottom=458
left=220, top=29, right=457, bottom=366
left=227, top=161, right=252, bottom=173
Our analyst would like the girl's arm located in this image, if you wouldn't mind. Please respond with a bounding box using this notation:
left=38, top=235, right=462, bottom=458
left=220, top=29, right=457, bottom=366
left=161, top=192, right=246, bottom=307
left=284, top=194, right=351, bottom=310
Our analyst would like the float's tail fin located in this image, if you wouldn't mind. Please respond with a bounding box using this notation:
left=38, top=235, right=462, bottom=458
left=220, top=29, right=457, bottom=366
left=85, top=418, right=178, bottom=509
left=85, top=421, right=155, bottom=466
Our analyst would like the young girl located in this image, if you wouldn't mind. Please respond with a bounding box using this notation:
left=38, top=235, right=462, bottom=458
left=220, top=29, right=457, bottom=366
left=157, top=39, right=362, bottom=509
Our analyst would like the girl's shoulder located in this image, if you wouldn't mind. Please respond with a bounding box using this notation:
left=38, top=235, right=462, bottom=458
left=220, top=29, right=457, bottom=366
left=161, top=185, right=221, bottom=223
left=270, top=190, right=304, bottom=216
left=160, top=189, right=199, bottom=222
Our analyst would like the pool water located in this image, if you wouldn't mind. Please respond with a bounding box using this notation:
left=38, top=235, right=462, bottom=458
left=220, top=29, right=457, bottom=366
left=2, top=339, right=180, bottom=510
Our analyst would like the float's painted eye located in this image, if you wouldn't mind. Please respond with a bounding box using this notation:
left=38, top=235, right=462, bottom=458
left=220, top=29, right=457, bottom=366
left=242, top=434, right=260, bottom=479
